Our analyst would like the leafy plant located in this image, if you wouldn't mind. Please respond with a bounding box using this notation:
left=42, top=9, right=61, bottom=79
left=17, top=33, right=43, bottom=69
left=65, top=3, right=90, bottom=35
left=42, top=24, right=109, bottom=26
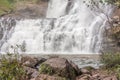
left=0, top=53, right=27, bottom=80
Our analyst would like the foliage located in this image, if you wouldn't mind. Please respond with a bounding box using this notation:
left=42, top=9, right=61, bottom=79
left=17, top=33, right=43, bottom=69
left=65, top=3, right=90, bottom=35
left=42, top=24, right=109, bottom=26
left=0, top=0, right=47, bottom=16
left=100, top=53, right=120, bottom=79
left=100, top=53, right=120, bottom=68
left=0, top=0, right=14, bottom=15
left=84, top=0, right=120, bottom=8
left=39, top=63, right=54, bottom=75
left=0, top=53, right=27, bottom=80
left=105, top=0, right=120, bottom=7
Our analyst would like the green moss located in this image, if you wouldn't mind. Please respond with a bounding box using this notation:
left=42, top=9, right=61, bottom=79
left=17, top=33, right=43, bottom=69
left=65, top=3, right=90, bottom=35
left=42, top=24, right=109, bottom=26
left=0, top=0, right=14, bottom=16
left=0, top=10, right=6, bottom=16
left=39, top=63, right=54, bottom=75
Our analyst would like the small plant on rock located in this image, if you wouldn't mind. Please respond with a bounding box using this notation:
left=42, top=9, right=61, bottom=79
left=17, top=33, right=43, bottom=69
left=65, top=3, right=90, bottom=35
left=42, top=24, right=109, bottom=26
left=39, top=63, right=54, bottom=75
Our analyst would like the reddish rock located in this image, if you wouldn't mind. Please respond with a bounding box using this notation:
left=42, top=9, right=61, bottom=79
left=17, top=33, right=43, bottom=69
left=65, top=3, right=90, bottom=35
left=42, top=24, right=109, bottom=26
left=23, top=66, right=39, bottom=79
left=33, top=74, right=66, bottom=80
left=3, top=0, right=48, bottom=19
left=103, top=76, right=118, bottom=80
left=21, top=56, right=38, bottom=68
left=76, top=74, right=92, bottom=80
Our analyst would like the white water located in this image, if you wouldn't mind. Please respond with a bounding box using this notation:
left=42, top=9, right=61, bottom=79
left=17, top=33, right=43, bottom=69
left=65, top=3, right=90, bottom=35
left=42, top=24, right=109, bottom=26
left=0, top=0, right=114, bottom=54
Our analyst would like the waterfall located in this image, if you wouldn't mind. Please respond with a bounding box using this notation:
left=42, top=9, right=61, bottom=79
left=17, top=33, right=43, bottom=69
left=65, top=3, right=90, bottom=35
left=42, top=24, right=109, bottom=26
left=0, top=0, right=114, bottom=54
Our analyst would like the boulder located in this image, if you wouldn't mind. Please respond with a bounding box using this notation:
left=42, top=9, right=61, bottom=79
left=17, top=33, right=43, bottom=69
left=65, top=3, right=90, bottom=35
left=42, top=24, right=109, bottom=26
left=103, top=76, right=118, bottom=80
left=32, top=74, right=66, bottom=80
left=69, top=61, right=81, bottom=75
left=76, top=74, right=92, bottom=80
left=39, top=58, right=78, bottom=80
left=21, top=56, right=38, bottom=68
left=21, top=56, right=46, bottom=68
left=80, top=66, right=95, bottom=75
left=23, top=66, right=39, bottom=79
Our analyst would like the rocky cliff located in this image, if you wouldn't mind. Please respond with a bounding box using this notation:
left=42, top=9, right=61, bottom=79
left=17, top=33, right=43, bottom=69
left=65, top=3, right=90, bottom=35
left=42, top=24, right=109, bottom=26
left=0, top=0, right=49, bottom=19
left=102, top=8, right=120, bottom=53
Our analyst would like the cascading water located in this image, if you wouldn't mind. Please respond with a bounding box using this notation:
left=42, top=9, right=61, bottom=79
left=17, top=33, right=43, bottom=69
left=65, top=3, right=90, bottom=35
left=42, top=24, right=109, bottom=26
left=0, top=0, right=114, bottom=54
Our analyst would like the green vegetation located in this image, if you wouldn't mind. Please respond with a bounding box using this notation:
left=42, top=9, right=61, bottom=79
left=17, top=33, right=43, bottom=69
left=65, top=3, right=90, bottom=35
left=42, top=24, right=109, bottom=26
left=39, top=63, right=76, bottom=80
left=0, top=0, right=46, bottom=16
left=100, top=53, right=120, bottom=79
left=39, top=63, right=54, bottom=75
left=0, top=0, right=14, bottom=15
left=100, top=53, right=120, bottom=68
left=105, top=0, right=120, bottom=7
left=39, top=63, right=67, bottom=80
left=0, top=53, right=27, bottom=80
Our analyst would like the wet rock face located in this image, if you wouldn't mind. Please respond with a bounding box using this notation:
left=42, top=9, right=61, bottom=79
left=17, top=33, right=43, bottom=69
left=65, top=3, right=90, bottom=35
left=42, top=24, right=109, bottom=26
left=102, top=8, right=120, bottom=53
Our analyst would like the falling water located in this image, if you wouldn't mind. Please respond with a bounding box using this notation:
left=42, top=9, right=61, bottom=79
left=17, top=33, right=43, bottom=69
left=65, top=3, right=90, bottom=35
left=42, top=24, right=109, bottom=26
left=0, top=0, right=114, bottom=54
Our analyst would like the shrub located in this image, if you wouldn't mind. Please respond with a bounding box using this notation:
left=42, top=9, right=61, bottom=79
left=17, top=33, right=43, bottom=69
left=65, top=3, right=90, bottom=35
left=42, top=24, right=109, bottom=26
left=100, top=53, right=120, bottom=68
left=0, top=0, right=14, bottom=16
left=0, top=53, right=27, bottom=80
left=100, top=53, right=120, bottom=79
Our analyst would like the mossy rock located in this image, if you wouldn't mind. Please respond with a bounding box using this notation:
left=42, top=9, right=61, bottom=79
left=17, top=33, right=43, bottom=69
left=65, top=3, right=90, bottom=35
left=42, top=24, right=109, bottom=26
left=39, top=58, right=77, bottom=80
left=39, top=63, right=54, bottom=75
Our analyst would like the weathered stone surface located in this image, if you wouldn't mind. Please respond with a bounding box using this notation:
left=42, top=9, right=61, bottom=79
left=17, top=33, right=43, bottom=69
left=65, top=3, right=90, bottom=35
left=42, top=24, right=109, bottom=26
left=102, top=8, right=120, bottom=53
left=23, top=66, right=39, bottom=79
left=80, top=68, right=90, bottom=74
left=82, top=66, right=95, bottom=72
left=21, top=56, right=46, bottom=68
left=2, top=0, right=48, bottom=19
left=76, top=74, right=92, bottom=80
left=21, top=56, right=38, bottom=68
left=39, top=58, right=78, bottom=79
left=33, top=74, right=66, bottom=80
left=103, top=76, right=118, bottom=80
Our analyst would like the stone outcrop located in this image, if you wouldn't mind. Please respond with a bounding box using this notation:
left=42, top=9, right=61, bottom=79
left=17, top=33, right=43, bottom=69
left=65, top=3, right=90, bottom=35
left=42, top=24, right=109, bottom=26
left=39, top=58, right=79, bottom=80
left=20, top=56, right=118, bottom=80
left=102, top=8, right=120, bottom=53
left=1, top=0, right=49, bottom=19
left=32, top=74, right=66, bottom=80
left=21, top=56, right=46, bottom=68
